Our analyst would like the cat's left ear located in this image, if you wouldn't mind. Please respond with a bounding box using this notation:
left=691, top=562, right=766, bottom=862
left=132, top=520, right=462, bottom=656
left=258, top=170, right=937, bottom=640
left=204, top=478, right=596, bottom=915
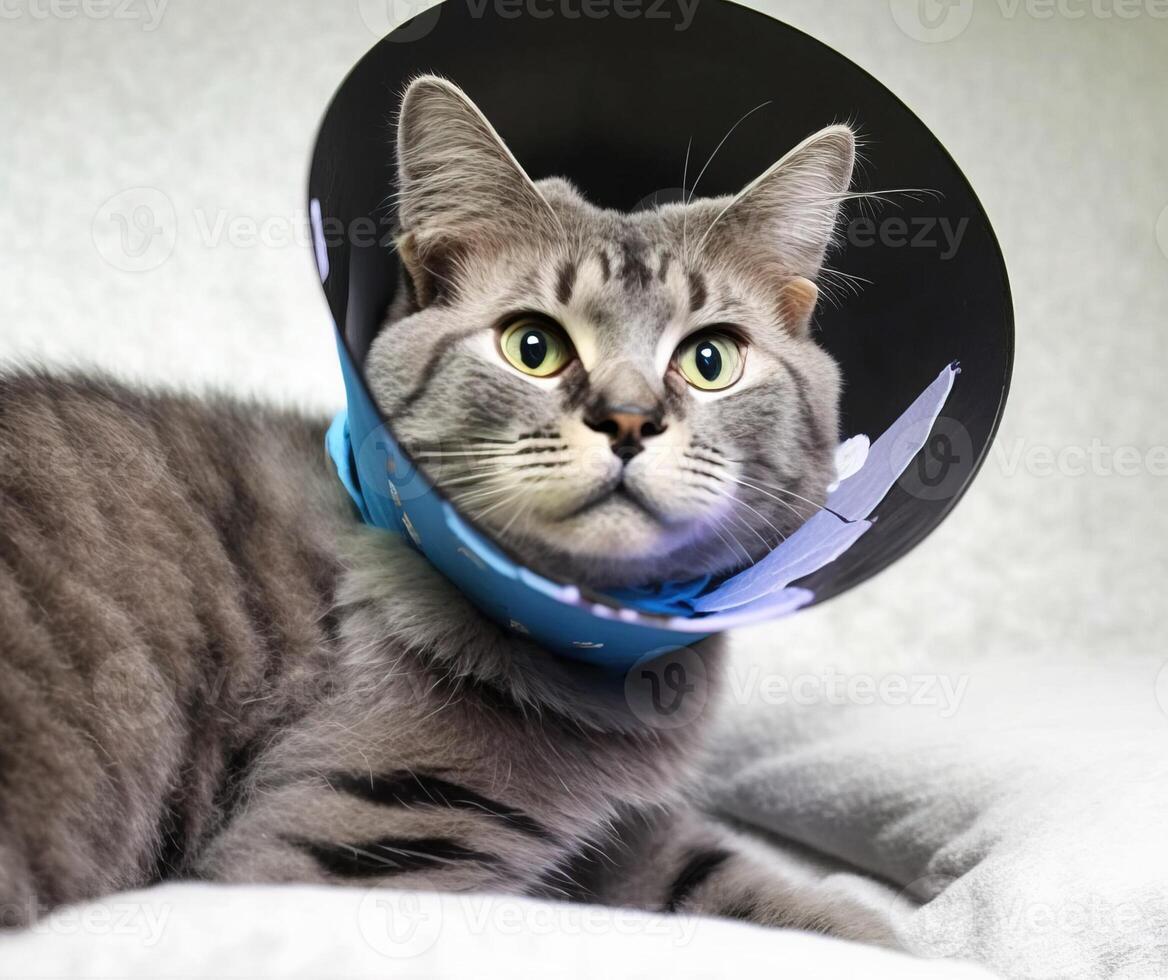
left=699, top=125, right=856, bottom=336
left=395, top=75, right=557, bottom=305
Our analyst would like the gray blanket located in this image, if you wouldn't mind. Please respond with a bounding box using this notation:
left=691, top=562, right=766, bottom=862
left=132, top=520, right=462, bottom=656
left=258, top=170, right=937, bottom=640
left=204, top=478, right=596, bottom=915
left=707, top=646, right=1168, bottom=979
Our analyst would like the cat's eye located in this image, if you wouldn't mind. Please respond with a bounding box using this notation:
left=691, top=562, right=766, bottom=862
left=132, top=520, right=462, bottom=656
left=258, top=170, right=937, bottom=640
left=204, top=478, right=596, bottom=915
left=675, top=330, right=745, bottom=391
left=498, top=316, right=574, bottom=378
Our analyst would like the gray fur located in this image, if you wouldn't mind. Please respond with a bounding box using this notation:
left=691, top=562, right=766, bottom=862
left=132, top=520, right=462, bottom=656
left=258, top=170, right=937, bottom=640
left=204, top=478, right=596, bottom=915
left=0, top=77, right=870, bottom=941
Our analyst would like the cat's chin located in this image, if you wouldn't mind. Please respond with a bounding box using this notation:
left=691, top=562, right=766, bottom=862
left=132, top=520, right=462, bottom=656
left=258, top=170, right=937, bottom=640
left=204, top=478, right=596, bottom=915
left=482, top=492, right=745, bottom=591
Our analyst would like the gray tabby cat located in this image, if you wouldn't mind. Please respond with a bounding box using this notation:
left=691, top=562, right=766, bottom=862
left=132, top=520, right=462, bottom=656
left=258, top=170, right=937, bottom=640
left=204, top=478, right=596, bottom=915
left=0, top=76, right=882, bottom=940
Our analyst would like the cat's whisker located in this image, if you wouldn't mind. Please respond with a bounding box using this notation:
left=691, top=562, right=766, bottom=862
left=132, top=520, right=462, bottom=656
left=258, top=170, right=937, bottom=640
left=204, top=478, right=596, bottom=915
left=831, top=187, right=939, bottom=208
left=818, top=266, right=871, bottom=288
left=411, top=437, right=567, bottom=462
left=466, top=498, right=520, bottom=524
left=686, top=100, right=773, bottom=206
left=680, top=460, right=815, bottom=524
left=410, top=433, right=539, bottom=450
left=496, top=472, right=551, bottom=538
left=451, top=492, right=514, bottom=512
left=724, top=493, right=788, bottom=544
left=439, top=459, right=517, bottom=472
left=817, top=266, right=871, bottom=307
left=450, top=483, right=518, bottom=507
left=446, top=473, right=519, bottom=499
left=690, top=480, right=784, bottom=551
left=728, top=474, right=850, bottom=523
left=712, top=471, right=825, bottom=522
left=719, top=475, right=812, bottom=524
left=731, top=473, right=819, bottom=504
left=437, top=470, right=515, bottom=490
left=680, top=135, right=693, bottom=263
left=724, top=507, right=771, bottom=550
left=414, top=449, right=525, bottom=459
left=721, top=522, right=757, bottom=568
left=705, top=517, right=754, bottom=569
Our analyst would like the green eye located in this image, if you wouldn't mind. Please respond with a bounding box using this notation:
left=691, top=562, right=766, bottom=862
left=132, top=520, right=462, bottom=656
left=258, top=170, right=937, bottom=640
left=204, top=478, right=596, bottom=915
left=676, top=331, right=745, bottom=391
left=499, top=317, right=574, bottom=378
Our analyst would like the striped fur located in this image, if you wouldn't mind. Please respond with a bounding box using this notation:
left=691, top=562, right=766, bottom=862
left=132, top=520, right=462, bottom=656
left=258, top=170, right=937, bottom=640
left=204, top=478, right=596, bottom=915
left=0, top=77, right=883, bottom=942
left=0, top=384, right=882, bottom=939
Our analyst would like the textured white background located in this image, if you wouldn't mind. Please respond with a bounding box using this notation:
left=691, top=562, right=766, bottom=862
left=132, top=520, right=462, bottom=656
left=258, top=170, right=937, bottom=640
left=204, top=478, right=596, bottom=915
left=1, top=0, right=1165, bottom=676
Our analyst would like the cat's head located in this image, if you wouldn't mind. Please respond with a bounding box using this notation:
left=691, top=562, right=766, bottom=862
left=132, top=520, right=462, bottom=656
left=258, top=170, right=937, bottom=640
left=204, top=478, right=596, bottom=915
left=366, top=76, right=852, bottom=589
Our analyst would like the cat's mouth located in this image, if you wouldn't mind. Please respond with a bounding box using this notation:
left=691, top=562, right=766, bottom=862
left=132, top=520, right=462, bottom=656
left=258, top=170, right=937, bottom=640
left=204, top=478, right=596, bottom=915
left=560, top=476, right=661, bottom=524
left=467, top=468, right=752, bottom=590
left=433, top=449, right=753, bottom=588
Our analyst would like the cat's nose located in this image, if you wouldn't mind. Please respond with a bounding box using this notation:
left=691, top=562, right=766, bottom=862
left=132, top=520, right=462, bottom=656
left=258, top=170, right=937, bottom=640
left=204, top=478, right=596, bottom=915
left=584, top=405, right=667, bottom=461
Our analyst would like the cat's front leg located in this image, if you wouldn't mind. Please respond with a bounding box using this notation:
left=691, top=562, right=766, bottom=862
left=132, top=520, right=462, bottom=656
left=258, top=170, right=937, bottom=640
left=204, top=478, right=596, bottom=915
left=193, top=534, right=719, bottom=899
left=196, top=765, right=580, bottom=896
left=577, top=806, right=900, bottom=946
left=193, top=676, right=663, bottom=897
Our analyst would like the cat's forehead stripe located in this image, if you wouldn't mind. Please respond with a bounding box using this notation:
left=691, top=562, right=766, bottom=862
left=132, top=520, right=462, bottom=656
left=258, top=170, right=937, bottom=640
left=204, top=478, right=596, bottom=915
left=550, top=241, right=708, bottom=348
left=618, top=239, right=652, bottom=290
left=596, top=250, right=612, bottom=282
left=581, top=297, right=616, bottom=329
left=555, top=259, right=577, bottom=307
left=688, top=271, right=708, bottom=314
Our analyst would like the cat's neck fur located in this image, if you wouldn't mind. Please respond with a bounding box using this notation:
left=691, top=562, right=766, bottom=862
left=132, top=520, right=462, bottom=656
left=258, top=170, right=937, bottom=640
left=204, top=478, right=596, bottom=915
left=333, top=526, right=726, bottom=737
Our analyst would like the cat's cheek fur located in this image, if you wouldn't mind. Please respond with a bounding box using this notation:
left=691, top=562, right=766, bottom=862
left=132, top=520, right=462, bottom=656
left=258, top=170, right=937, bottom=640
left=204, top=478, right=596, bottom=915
left=527, top=416, right=621, bottom=519
left=622, top=420, right=727, bottom=526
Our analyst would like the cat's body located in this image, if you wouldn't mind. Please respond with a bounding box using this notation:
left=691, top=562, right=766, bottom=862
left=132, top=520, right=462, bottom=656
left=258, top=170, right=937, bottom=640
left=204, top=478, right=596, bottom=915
left=0, top=374, right=347, bottom=917
left=0, top=373, right=884, bottom=941
left=0, top=78, right=886, bottom=941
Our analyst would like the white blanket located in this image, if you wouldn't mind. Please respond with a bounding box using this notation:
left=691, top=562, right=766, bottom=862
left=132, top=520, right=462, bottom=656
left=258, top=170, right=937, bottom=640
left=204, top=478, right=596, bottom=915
left=707, top=647, right=1168, bottom=980
left=0, top=883, right=997, bottom=979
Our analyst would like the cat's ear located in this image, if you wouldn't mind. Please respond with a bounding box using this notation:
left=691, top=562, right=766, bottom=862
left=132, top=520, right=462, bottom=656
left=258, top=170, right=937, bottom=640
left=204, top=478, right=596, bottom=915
left=395, top=75, right=556, bottom=305
left=700, top=125, right=856, bottom=335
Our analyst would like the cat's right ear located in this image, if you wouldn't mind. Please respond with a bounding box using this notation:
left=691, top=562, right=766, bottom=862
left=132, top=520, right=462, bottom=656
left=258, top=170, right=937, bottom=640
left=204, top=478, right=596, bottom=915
left=694, top=124, right=856, bottom=336
left=395, top=75, right=557, bottom=306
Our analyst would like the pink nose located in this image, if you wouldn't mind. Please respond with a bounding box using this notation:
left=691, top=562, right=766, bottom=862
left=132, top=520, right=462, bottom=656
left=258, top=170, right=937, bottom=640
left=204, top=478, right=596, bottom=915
left=584, top=407, right=667, bottom=459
